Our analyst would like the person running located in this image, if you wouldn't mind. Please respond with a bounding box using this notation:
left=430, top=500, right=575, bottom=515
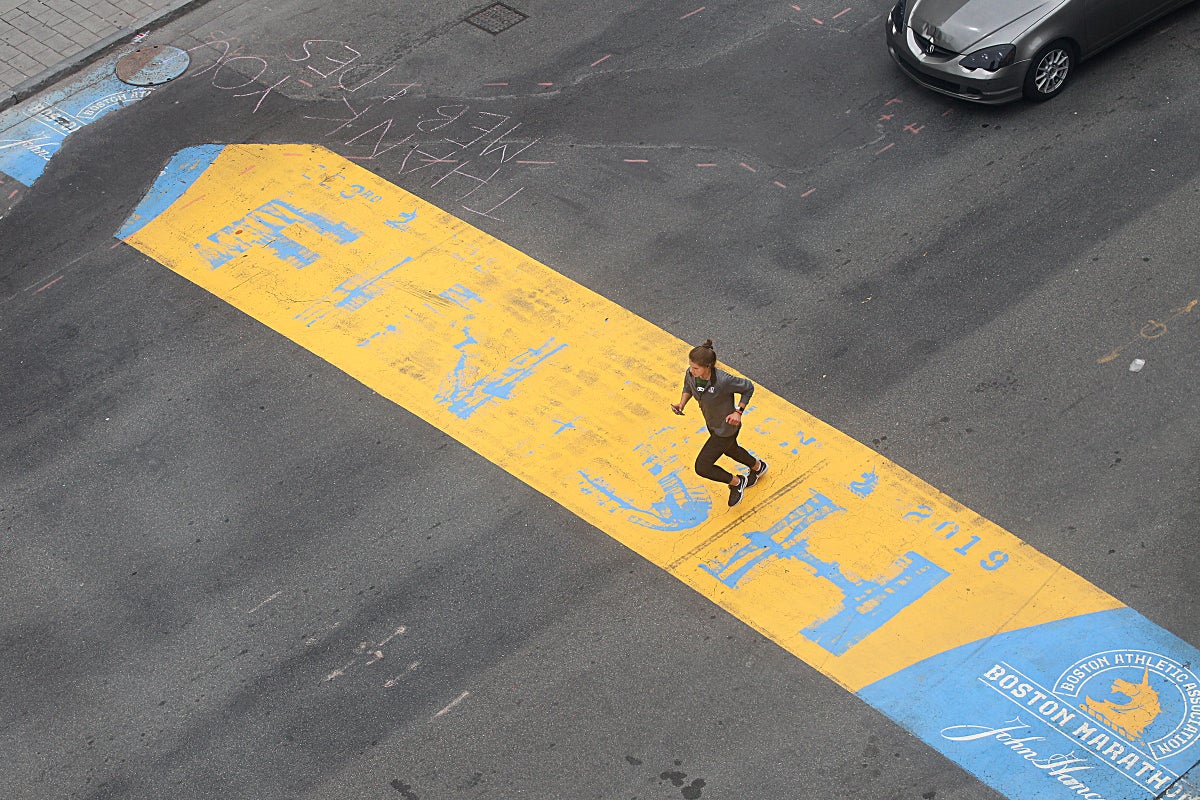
left=670, top=339, right=767, bottom=507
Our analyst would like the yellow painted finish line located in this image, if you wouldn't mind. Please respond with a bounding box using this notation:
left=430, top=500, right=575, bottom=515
left=120, top=144, right=1120, bottom=693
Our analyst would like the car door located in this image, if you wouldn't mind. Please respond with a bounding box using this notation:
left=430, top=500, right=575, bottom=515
left=1085, top=0, right=1172, bottom=51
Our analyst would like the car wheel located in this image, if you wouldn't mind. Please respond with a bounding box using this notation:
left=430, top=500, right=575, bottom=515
left=1023, top=41, right=1075, bottom=101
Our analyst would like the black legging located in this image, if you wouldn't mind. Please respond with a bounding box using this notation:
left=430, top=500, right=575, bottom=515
left=695, top=430, right=756, bottom=484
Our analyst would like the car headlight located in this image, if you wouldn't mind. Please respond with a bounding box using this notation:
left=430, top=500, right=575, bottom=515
left=960, top=45, right=1016, bottom=71
left=889, top=0, right=906, bottom=31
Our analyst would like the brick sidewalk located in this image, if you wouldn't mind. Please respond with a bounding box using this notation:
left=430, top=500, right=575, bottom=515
left=0, top=0, right=182, bottom=102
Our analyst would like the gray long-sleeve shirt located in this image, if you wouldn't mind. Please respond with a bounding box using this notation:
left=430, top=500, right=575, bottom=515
left=682, top=368, right=755, bottom=437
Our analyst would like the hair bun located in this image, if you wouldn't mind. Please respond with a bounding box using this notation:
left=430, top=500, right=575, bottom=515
left=701, top=338, right=714, bottom=349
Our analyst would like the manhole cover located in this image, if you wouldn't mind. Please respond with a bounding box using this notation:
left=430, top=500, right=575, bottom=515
left=115, top=45, right=190, bottom=86
left=466, top=3, right=527, bottom=34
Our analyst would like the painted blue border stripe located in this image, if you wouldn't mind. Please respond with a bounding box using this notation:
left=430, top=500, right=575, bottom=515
left=117, top=145, right=225, bottom=240
left=860, top=608, right=1200, bottom=800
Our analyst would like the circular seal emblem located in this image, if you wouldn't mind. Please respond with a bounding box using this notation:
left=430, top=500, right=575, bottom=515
left=1055, top=649, right=1200, bottom=759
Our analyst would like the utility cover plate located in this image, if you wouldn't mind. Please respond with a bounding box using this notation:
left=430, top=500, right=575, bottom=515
left=466, top=3, right=527, bottom=34
left=116, top=45, right=190, bottom=86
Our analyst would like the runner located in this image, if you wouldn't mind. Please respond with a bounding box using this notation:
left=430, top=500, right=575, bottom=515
left=671, top=339, right=767, bottom=507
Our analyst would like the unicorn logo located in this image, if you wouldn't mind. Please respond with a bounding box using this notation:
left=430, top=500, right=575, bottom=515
left=1080, top=668, right=1161, bottom=740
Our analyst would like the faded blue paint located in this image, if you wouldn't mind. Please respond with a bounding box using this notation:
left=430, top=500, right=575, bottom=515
left=552, top=416, right=579, bottom=435
left=0, top=52, right=152, bottom=187
left=577, top=428, right=709, bottom=531
left=700, top=490, right=846, bottom=589
left=296, top=259, right=427, bottom=328
left=436, top=331, right=566, bottom=419
left=849, top=468, right=879, bottom=498
left=334, top=257, right=412, bottom=310
left=439, top=283, right=483, bottom=309
left=356, top=324, right=399, bottom=347
left=579, top=462, right=710, bottom=532
left=195, top=199, right=361, bottom=269
left=384, top=209, right=418, bottom=230
left=117, top=144, right=224, bottom=239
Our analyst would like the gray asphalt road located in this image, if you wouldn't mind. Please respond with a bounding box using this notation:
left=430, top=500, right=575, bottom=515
left=2, top=2, right=1199, bottom=799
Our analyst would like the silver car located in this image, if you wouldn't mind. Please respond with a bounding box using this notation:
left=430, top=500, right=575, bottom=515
left=886, top=0, right=1196, bottom=104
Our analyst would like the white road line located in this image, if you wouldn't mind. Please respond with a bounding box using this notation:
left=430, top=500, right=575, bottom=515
left=248, top=591, right=282, bottom=613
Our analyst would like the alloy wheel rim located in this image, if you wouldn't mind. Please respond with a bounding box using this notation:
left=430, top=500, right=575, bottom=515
left=1035, top=49, right=1070, bottom=94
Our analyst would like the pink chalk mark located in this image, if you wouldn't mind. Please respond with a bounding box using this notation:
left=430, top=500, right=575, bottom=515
left=389, top=83, right=422, bottom=87
left=812, top=17, right=823, bottom=24
left=297, top=79, right=313, bottom=87
left=942, top=109, right=954, bottom=116
left=680, top=6, right=704, bottom=19
left=239, top=165, right=255, bottom=175
left=624, top=159, right=649, bottom=163
left=739, top=162, right=757, bottom=172
left=904, top=123, right=924, bottom=134
left=484, top=82, right=509, bottom=86
left=537, top=82, right=554, bottom=86
left=791, top=4, right=801, bottom=10
left=515, top=160, right=556, bottom=164
left=833, top=7, right=851, bottom=18
left=7, top=189, right=17, bottom=199
left=801, top=187, right=816, bottom=197
left=177, top=193, right=207, bottom=211
left=282, top=152, right=303, bottom=157
left=885, top=97, right=902, bottom=105
left=34, top=276, right=62, bottom=294
left=590, top=54, right=612, bottom=67
left=879, top=114, right=894, bottom=121
left=695, top=163, right=717, bottom=167
left=875, top=143, right=895, bottom=155
left=774, top=180, right=787, bottom=188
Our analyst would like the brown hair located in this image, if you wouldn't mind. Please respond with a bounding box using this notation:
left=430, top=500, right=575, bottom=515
left=688, top=339, right=717, bottom=367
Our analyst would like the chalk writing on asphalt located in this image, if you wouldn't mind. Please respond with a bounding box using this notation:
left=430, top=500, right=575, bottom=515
left=183, top=33, right=542, bottom=221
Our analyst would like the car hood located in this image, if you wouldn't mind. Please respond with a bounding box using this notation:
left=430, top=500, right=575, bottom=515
left=908, top=0, right=1055, bottom=53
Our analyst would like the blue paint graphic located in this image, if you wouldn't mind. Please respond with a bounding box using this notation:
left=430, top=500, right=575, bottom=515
left=116, top=144, right=224, bottom=239
left=333, top=257, right=412, bottom=310
left=0, top=53, right=153, bottom=187
left=296, top=258, right=433, bottom=328
left=849, top=468, right=879, bottom=498
left=699, top=490, right=949, bottom=655
left=752, top=417, right=819, bottom=453
left=859, top=608, right=1200, bottom=800
left=578, top=428, right=711, bottom=531
left=384, top=209, right=418, bottom=230
left=800, top=551, right=950, bottom=656
left=700, top=490, right=846, bottom=589
left=436, top=331, right=566, bottom=419
left=195, top=199, right=361, bottom=269
left=551, top=416, right=579, bottom=435
left=439, top=283, right=482, bottom=309
left=356, top=324, right=400, bottom=347
left=578, top=467, right=709, bottom=532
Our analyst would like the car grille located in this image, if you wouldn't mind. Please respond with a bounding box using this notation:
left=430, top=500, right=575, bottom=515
left=913, top=33, right=957, bottom=59
left=894, top=54, right=965, bottom=94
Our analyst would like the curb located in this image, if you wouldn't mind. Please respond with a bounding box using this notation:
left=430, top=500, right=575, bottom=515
left=0, top=0, right=212, bottom=114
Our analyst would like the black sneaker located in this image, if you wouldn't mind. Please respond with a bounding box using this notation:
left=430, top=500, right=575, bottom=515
left=745, top=460, right=768, bottom=488
left=728, top=475, right=746, bottom=507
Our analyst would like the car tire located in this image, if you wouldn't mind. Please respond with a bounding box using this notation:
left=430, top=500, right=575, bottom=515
left=1023, top=40, right=1075, bottom=102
